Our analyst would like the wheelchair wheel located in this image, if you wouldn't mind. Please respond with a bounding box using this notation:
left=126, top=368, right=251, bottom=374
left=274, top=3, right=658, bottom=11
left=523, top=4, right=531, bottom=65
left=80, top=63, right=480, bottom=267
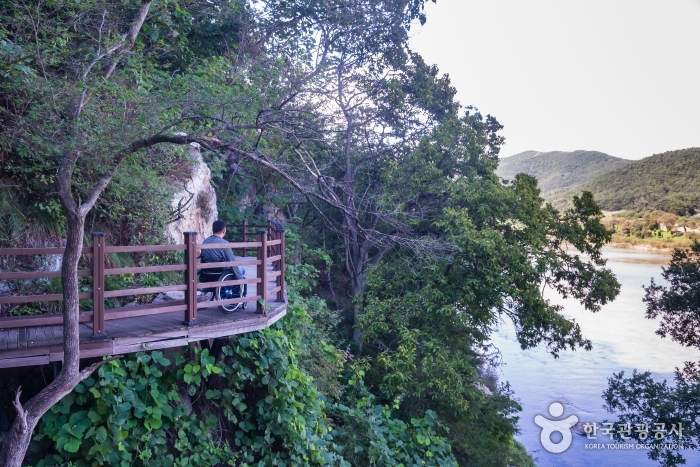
left=215, top=272, right=243, bottom=313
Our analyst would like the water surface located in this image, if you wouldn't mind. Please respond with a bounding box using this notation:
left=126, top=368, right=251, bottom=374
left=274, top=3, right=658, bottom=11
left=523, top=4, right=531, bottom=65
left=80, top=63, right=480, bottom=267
left=491, top=247, right=700, bottom=466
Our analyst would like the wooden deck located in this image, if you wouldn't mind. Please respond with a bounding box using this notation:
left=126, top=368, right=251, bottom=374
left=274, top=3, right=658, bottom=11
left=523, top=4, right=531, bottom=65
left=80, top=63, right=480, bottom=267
left=0, top=258, right=286, bottom=369
left=0, top=304, right=286, bottom=369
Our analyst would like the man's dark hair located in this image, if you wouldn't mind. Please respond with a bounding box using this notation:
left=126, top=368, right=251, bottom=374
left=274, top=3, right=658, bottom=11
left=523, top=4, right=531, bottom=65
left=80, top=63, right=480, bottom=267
left=212, top=220, right=226, bottom=234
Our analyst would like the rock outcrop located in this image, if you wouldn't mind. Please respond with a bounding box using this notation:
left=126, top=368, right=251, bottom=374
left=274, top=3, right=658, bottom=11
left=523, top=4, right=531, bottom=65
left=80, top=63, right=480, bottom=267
left=166, top=143, right=218, bottom=244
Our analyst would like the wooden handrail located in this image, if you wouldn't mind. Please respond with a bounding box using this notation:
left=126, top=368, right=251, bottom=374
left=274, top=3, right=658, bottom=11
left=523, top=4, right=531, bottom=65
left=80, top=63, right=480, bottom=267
left=104, top=284, right=188, bottom=299
left=197, top=295, right=258, bottom=309
left=104, top=264, right=187, bottom=276
left=0, top=270, right=91, bottom=280
left=105, top=244, right=186, bottom=253
left=229, top=223, right=268, bottom=228
left=0, top=247, right=91, bottom=255
left=0, top=292, right=92, bottom=305
left=198, top=242, right=262, bottom=249
left=0, top=224, right=286, bottom=332
left=197, top=277, right=260, bottom=288
left=197, top=259, right=260, bottom=270
left=0, top=311, right=93, bottom=329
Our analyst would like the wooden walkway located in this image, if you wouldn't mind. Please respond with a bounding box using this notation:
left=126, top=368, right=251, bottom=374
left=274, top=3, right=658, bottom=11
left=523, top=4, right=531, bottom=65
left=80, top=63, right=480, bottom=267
left=0, top=257, right=287, bottom=369
left=0, top=223, right=287, bottom=369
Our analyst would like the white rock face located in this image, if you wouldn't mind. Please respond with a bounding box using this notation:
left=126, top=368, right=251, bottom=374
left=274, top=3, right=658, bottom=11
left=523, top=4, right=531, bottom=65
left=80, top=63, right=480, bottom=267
left=166, top=143, right=218, bottom=244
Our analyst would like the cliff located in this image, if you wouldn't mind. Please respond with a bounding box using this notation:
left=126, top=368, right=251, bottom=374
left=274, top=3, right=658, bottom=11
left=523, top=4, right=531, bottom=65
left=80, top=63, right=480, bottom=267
left=166, top=143, right=218, bottom=244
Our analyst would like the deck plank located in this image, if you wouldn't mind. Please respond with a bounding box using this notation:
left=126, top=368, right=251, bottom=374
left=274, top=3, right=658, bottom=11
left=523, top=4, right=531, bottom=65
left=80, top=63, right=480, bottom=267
left=18, top=327, right=27, bottom=350
left=8, top=328, right=18, bottom=351
left=48, top=325, right=60, bottom=346
left=27, top=327, right=38, bottom=348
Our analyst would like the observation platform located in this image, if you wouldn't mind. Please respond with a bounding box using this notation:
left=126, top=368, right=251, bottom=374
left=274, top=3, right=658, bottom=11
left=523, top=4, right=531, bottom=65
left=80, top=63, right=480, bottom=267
left=0, top=222, right=286, bottom=369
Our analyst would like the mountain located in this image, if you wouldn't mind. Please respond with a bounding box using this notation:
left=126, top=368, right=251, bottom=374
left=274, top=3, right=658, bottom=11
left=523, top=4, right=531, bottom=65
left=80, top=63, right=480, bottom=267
left=548, top=148, right=700, bottom=215
left=496, top=150, right=632, bottom=195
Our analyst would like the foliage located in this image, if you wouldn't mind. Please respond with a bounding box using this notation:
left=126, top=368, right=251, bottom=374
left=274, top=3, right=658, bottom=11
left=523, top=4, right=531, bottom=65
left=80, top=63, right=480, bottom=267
left=36, top=351, right=232, bottom=467
left=35, top=303, right=458, bottom=467
left=211, top=309, right=343, bottom=466
left=497, top=150, right=631, bottom=195
left=603, top=369, right=699, bottom=467
left=0, top=0, right=206, bottom=248
left=354, top=127, right=619, bottom=465
left=644, top=241, right=700, bottom=347
left=331, top=369, right=457, bottom=466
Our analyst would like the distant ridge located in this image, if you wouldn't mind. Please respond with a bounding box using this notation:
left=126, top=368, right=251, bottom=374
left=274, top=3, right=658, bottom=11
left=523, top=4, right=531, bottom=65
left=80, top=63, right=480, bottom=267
left=497, top=150, right=632, bottom=195
left=549, top=148, right=700, bottom=215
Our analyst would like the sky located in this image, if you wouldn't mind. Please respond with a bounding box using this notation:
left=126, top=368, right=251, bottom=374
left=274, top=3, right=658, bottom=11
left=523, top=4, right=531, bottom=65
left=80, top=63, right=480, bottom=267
left=409, top=0, right=700, bottom=160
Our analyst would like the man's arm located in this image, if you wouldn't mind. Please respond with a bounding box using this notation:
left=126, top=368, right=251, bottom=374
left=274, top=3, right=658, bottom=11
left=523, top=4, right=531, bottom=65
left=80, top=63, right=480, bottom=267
left=223, top=245, right=236, bottom=262
left=224, top=244, right=245, bottom=278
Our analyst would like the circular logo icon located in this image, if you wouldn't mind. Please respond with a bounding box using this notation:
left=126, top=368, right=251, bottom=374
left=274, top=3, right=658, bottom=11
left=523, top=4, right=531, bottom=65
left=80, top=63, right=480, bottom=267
left=534, top=402, right=579, bottom=453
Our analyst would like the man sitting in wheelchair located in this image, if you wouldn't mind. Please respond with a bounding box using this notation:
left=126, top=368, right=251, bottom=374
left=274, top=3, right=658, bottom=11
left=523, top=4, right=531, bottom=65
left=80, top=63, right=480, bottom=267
left=199, top=220, right=248, bottom=313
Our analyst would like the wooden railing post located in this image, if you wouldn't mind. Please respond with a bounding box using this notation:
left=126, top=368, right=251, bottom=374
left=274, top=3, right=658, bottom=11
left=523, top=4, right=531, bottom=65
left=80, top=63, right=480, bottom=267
left=91, top=232, right=107, bottom=339
left=257, top=230, right=267, bottom=314
left=277, top=229, right=285, bottom=302
left=183, top=231, right=199, bottom=326
left=242, top=220, right=248, bottom=257
left=277, top=229, right=282, bottom=264
left=267, top=221, right=273, bottom=258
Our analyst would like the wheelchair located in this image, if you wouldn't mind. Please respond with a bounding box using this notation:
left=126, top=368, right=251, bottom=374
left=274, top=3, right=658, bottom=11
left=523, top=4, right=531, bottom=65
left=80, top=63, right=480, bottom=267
left=198, top=268, right=248, bottom=313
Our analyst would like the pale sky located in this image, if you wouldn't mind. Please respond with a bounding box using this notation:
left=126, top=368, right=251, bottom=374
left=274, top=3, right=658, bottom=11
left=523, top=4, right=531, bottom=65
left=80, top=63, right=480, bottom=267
left=410, top=0, right=700, bottom=160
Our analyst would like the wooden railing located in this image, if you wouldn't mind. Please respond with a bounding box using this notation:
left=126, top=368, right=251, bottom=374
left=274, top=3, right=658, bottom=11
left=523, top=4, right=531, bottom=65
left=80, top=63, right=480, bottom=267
left=0, top=222, right=286, bottom=339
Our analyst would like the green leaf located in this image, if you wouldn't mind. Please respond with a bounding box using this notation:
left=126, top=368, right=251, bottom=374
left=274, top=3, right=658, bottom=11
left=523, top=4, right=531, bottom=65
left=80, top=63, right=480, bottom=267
left=64, top=436, right=82, bottom=453
left=145, top=417, right=162, bottom=430
left=95, top=426, right=108, bottom=443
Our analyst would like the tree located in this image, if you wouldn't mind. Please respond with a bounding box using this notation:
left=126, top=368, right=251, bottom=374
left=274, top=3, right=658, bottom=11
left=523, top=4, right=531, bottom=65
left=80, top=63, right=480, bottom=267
left=197, top=1, right=450, bottom=346
left=0, top=1, right=195, bottom=463
left=604, top=241, right=700, bottom=467
left=359, top=160, right=619, bottom=464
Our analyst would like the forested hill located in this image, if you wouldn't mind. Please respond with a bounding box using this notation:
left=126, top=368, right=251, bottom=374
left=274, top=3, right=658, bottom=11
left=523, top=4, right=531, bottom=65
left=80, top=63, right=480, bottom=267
left=497, top=150, right=631, bottom=194
left=548, top=148, right=700, bottom=215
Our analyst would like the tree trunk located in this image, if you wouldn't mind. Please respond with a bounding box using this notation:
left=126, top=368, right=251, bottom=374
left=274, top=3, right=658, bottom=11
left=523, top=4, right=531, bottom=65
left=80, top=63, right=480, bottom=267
left=348, top=233, right=370, bottom=347
left=0, top=212, right=87, bottom=466
left=350, top=271, right=367, bottom=344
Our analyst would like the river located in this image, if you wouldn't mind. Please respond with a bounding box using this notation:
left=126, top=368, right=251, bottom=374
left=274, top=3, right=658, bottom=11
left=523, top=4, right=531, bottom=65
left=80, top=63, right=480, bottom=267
left=491, top=247, right=700, bottom=466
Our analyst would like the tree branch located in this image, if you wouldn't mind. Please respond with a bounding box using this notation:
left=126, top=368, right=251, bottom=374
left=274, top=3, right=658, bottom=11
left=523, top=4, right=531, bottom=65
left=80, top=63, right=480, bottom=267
left=79, top=355, right=123, bottom=380
left=11, top=387, right=28, bottom=435
left=79, top=133, right=198, bottom=215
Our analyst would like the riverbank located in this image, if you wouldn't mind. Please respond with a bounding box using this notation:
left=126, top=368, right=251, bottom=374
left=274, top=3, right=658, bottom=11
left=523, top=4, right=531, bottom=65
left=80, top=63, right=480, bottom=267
left=601, top=211, right=699, bottom=251
left=608, top=233, right=694, bottom=252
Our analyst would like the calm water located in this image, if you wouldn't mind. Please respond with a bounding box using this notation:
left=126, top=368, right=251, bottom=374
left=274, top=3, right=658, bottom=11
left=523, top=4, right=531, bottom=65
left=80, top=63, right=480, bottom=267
left=491, top=247, right=700, bottom=466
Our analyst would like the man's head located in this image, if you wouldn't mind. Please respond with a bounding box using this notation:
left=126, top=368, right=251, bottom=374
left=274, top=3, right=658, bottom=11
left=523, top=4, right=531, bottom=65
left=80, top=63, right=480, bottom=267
left=212, top=220, right=226, bottom=237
